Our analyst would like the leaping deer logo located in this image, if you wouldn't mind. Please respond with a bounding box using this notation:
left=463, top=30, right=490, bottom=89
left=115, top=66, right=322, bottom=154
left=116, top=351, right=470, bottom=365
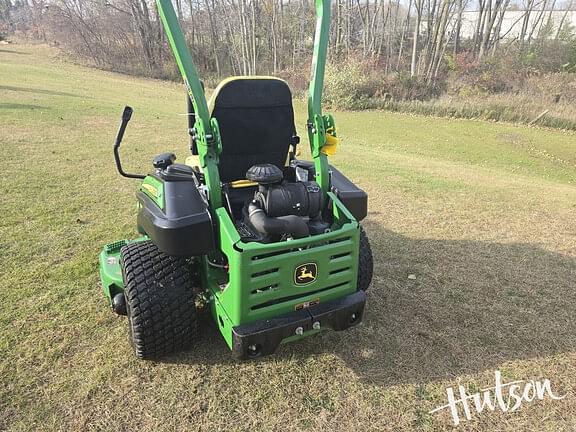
left=299, top=267, right=314, bottom=280
left=294, top=263, right=317, bottom=285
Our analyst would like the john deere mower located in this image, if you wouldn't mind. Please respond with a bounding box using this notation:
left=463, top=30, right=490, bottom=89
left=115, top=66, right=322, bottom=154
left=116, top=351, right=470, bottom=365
left=99, top=0, right=374, bottom=360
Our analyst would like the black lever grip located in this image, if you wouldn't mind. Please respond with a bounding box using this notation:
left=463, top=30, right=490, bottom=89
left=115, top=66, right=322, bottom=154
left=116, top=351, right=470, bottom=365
left=114, top=105, right=133, bottom=148
left=113, top=106, right=145, bottom=179
left=122, top=106, right=133, bottom=122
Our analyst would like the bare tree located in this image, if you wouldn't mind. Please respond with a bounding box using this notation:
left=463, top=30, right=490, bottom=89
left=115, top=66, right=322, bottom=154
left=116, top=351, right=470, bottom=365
left=411, top=0, right=424, bottom=76
left=3, top=0, right=573, bottom=90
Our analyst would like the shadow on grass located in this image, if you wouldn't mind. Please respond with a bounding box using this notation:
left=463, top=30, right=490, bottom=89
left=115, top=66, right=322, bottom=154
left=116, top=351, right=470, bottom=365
left=160, top=220, right=576, bottom=383
left=0, top=85, right=80, bottom=98
left=158, top=308, right=237, bottom=366
left=0, top=103, right=50, bottom=110
left=309, top=220, right=575, bottom=385
left=0, top=49, right=30, bottom=55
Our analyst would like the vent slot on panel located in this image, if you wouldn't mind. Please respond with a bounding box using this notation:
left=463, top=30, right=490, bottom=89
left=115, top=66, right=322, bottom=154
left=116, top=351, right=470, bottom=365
left=251, top=268, right=279, bottom=278
left=329, top=237, right=351, bottom=244
left=251, top=284, right=279, bottom=294
left=329, top=267, right=350, bottom=275
left=251, top=281, right=349, bottom=310
left=330, top=252, right=351, bottom=260
left=252, top=236, right=351, bottom=261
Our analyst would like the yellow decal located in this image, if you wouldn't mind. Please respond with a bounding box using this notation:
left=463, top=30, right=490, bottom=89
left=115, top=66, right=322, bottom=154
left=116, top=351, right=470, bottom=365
left=141, top=183, right=158, bottom=198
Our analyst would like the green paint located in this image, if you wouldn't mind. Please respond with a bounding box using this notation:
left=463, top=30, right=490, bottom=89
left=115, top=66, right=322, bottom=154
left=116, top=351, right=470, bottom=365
left=139, top=175, right=164, bottom=209
left=210, top=196, right=360, bottom=349
left=307, top=0, right=332, bottom=194
left=99, top=237, right=148, bottom=303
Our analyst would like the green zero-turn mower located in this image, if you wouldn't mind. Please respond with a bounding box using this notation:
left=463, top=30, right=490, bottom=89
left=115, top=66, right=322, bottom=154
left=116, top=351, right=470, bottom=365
left=98, top=0, right=374, bottom=360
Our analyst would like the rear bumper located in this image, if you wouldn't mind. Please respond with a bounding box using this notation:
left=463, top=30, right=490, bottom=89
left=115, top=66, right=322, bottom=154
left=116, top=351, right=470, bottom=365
left=231, top=290, right=366, bottom=359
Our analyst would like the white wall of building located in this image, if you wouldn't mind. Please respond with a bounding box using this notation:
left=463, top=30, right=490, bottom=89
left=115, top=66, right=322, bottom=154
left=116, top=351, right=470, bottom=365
left=458, top=10, right=576, bottom=40
left=461, top=11, right=576, bottom=40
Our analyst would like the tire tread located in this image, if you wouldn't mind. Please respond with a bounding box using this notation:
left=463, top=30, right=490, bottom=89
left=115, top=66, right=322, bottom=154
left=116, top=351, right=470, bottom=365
left=120, top=241, right=198, bottom=359
left=357, top=226, right=374, bottom=291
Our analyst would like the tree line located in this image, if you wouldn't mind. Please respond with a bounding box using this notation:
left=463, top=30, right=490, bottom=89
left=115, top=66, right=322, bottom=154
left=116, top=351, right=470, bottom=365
left=1, top=0, right=575, bottom=84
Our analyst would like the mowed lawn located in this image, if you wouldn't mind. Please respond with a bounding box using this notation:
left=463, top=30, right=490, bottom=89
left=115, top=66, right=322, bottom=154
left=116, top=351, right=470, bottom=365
left=1, top=44, right=576, bottom=431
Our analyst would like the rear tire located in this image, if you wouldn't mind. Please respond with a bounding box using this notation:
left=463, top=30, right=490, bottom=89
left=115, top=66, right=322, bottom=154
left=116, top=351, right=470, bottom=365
left=120, top=241, right=199, bottom=359
left=357, top=226, right=374, bottom=291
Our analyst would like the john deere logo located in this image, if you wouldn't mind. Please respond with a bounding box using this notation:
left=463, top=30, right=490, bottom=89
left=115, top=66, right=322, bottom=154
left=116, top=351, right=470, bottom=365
left=294, top=263, right=317, bottom=286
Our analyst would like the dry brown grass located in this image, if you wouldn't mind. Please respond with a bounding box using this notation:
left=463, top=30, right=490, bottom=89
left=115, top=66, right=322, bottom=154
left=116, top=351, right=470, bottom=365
left=1, top=43, right=576, bottom=431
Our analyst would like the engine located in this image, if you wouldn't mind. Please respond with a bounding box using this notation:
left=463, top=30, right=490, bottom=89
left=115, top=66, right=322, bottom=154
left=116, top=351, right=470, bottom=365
left=243, top=164, right=329, bottom=242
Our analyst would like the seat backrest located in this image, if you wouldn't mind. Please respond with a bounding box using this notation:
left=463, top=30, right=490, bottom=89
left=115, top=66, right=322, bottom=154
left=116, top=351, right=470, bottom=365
left=209, top=77, right=296, bottom=183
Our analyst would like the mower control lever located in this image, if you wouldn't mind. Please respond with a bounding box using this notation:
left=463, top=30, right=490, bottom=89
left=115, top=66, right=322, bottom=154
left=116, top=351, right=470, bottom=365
left=113, top=106, right=146, bottom=179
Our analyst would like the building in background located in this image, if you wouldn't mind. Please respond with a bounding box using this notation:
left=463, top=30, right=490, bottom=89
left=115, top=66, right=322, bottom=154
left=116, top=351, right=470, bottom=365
left=458, top=9, right=576, bottom=40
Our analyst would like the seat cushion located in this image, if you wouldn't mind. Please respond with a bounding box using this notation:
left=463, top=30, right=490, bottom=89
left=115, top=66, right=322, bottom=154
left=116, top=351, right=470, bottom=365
left=210, top=77, right=296, bottom=183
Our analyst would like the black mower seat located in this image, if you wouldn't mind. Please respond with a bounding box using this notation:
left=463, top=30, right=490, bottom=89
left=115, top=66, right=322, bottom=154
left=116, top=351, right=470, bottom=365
left=209, top=77, right=297, bottom=184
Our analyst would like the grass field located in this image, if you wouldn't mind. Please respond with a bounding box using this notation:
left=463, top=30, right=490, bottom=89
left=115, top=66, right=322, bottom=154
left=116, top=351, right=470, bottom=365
left=1, top=43, right=576, bottom=431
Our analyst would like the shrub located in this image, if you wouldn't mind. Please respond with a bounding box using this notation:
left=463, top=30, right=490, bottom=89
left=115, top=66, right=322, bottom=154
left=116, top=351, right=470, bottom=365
left=277, top=62, right=310, bottom=97
left=522, top=73, right=576, bottom=102
left=448, top=52, right=519, bottom=95
left=323, top=61, right=380, bottom=110
left=381, top=73, right=444, bottom=101
left=323, top=61, right=443, bottom=110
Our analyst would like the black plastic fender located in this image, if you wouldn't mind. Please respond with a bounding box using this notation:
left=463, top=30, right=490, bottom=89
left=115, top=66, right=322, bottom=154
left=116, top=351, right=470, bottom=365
left=137, top=171, right=215, bottom=257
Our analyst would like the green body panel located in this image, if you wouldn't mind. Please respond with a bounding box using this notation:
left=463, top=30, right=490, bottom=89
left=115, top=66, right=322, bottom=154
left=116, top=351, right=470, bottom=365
left=99, top=237, right=148, bottom=302
left=209, top=194, right=360, bottom=349
left=139, top=176, right=164, bottom=209
left=99, top=240, right=127, bottom=300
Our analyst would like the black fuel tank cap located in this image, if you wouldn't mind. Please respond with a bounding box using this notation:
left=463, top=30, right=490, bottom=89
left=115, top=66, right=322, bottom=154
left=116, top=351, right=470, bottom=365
left=153, top=152, right=176, bottom=170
